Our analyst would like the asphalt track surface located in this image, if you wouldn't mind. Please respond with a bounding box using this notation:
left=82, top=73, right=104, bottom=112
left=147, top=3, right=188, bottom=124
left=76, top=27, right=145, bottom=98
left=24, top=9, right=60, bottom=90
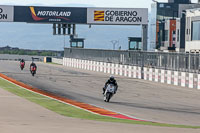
left=1, top=60, right=200, bottom=126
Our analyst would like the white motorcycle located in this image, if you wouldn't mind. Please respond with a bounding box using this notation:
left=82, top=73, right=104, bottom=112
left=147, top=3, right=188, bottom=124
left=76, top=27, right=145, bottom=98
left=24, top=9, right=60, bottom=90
left=104, top=84, right=116, bottom=102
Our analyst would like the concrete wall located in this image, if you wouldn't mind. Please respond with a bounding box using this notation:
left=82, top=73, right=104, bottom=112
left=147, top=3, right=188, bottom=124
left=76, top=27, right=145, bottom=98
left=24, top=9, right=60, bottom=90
left=0, top=54, right=44, bottom=61
left=63, top=57, right=200, bottom=90
left=52, top=58, right=63, bottom=65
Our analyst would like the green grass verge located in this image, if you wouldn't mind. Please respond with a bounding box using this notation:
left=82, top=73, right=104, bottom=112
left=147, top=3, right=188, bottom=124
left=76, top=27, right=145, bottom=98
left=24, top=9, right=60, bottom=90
left=0, top=78, right=200, bottom=129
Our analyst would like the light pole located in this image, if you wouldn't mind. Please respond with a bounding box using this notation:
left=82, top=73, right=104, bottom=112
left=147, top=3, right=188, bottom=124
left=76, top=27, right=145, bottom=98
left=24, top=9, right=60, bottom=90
left=110, top=40, right=119, bottom=50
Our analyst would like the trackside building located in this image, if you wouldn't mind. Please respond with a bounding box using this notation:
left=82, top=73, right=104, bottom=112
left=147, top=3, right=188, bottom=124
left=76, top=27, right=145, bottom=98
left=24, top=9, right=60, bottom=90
left=149, top=0, right=200, bottom=52
left=185, top=8, right=200, bottom=53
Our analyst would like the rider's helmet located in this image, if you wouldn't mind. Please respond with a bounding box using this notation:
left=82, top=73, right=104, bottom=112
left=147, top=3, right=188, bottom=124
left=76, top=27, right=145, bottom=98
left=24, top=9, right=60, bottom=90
left=21, top=59, right=24, bottom=62
left=32, top=62, right=36, bottom=66
left=109, top=76, right=115, bottom=82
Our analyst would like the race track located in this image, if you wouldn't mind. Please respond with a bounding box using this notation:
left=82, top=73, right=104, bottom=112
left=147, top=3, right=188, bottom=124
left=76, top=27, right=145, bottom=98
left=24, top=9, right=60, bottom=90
left=1, top=60, right=200, bottom=126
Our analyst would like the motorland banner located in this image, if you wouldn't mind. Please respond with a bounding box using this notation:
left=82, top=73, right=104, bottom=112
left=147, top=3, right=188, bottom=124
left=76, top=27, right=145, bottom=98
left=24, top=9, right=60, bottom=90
left=87, top=8, right=148, bottom=25
left=0, top=5, right=14, bottom=22
left=14, top=6, right=87, bottom=23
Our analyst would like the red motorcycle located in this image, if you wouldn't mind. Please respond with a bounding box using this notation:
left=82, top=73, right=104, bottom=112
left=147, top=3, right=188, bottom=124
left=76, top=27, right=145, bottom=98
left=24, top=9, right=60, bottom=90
left=30, top=66, right=36, bottom=76
left=20, top=62, right=25, bottom=70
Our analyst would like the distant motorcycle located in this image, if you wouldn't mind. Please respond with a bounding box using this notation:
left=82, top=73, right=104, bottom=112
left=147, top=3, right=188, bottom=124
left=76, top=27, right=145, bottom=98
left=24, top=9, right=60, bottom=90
left=20, top=62, right=25, bottom=70
left=30, top=66, right=36, bottom=76
left=103, top=84, right=116, bottom=102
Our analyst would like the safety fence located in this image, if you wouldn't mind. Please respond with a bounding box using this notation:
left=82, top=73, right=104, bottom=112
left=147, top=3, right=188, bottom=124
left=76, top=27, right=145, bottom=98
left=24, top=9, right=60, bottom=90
left=64, top=48, right=200, bottom=73
left=63, top=58, right=200, bottom=90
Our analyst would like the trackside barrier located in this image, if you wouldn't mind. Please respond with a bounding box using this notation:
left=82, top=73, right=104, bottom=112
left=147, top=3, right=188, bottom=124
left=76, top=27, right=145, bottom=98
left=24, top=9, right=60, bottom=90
left=174, top=71, right=178, bottom=86
left=51, top=58, right=63, bottom=65
left=155, top=69, right=159, bottom=82
left=133, top=66, right=137, bottom=78
left=128, top=66, right=132, bottom=78
left=198, top=74, right=200, bottom=90
left=63, top=58, right=200, bottom=90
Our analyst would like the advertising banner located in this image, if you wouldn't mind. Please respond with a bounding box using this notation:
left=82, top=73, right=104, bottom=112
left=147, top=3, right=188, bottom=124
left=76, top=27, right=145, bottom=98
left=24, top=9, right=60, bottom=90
left=0, top=5, right=14, bottom=22
left=14, top=6, right=87, bottom=23
left=87, top=8, right=148, bottom=25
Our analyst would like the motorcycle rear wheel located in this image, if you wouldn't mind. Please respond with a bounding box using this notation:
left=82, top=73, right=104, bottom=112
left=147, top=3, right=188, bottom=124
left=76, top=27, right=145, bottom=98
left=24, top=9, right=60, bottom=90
left=31, top=71, right=35, bottom=76
left=106, top=93, right=111, bottom=102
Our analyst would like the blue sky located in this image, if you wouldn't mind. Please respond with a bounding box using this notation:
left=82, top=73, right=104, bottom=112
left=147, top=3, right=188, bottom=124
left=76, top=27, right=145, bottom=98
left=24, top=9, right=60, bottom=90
left=0, top=0, right=199, bottom=50
left=0, top=0, right=198, bottom=9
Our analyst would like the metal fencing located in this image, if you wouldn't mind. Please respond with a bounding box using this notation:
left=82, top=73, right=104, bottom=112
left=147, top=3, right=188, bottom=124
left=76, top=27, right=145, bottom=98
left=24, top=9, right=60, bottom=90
left=64, top=48, right=200, bottom=73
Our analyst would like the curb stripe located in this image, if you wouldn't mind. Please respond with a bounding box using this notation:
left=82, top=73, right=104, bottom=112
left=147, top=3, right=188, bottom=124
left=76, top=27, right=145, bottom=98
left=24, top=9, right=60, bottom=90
left=0, top=73, right=146, bottom=122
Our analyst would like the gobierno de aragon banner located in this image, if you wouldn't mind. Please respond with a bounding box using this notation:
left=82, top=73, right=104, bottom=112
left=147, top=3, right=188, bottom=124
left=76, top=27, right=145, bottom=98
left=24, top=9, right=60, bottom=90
left=14, top=6, right=87, bottom=24
left=0, top=5, right=14, bottom=22
left=87, top=8, right=148, bottom=25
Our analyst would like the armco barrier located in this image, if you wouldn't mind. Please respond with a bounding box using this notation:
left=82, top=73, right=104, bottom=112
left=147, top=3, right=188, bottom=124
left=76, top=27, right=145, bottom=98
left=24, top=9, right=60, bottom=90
left=63, top=57, right=200, bottom=90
